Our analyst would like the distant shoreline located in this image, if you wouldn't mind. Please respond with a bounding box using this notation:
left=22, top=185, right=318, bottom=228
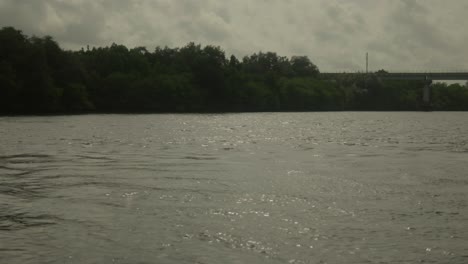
left=2, top=26, right=468, bottom=114
left=3, top=110, right=468, bottom=117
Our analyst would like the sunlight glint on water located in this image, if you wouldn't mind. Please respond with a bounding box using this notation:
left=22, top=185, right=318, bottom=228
left=0, top=112, right=467, bottom=263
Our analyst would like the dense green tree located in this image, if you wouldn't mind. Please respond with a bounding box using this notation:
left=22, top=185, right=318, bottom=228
left=1, top=26, right=467, bottom=114
left=290, top=56, right=319, bottom=77
left=432, top=83, right=468, bottom=110
left=0, top=61, right=19, bottom=111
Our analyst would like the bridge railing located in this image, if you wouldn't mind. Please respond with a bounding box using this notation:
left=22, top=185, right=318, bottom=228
left=320, top=70, right=468, bottom=74
left=320, top=71, right=468, bottom=81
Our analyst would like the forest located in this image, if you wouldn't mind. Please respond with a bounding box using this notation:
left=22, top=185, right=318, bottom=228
left=1, top=26, right=468, bottom=114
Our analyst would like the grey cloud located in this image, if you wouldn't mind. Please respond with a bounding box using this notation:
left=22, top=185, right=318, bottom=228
left=0, top=0, right=47, bottom=34
left=387, top=0, right=450, bottom=51
left=0, top=0, right=467, bottom=71
left=0, top=0, right=107, bottom=47
left=376, top=0, right=461, bottom=70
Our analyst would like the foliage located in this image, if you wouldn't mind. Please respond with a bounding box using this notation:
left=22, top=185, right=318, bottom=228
left=1, top=26, right=467, bottom=114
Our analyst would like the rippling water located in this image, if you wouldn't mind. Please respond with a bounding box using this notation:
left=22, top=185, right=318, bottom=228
left=0, top=112, right=467, bottom=263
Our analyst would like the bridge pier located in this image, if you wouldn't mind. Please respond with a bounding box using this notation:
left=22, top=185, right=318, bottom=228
left=423, top=81, right=430, bottom=104
left=422, top=77, right=432, bottom=111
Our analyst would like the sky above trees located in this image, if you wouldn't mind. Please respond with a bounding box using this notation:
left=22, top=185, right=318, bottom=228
left=1, top=0, right=468, bottom=72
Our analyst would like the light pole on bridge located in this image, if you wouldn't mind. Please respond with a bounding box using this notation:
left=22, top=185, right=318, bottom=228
left=366, top=52, right=368, bottom=74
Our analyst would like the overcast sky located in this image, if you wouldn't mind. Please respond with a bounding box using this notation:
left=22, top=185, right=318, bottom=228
left=1, top=0, right=467, bottom=72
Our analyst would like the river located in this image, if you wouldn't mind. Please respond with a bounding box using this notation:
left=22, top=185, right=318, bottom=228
left=0, top=112, right=467, bottom=263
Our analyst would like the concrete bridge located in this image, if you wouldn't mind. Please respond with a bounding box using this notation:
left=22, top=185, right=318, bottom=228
left=320, top=71, right=468, bottom=108
left=320, top=72, right=468, bottom=81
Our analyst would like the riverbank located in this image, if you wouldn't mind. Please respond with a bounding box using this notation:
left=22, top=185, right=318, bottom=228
left=2, top=26, right=468, bottom=114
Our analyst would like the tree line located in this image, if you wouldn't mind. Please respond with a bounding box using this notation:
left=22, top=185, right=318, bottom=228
left=1, top=26, right=467, bottom=114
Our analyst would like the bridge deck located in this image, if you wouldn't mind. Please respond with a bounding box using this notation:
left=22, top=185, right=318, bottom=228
left=320, top=72, right=468, bottom=80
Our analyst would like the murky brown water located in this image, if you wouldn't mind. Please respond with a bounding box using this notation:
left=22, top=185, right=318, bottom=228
left=0, top=112, right=467, bottom=263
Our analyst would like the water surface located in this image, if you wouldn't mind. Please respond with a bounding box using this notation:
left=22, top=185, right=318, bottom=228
left=0, top=112, right=467, bottom=263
